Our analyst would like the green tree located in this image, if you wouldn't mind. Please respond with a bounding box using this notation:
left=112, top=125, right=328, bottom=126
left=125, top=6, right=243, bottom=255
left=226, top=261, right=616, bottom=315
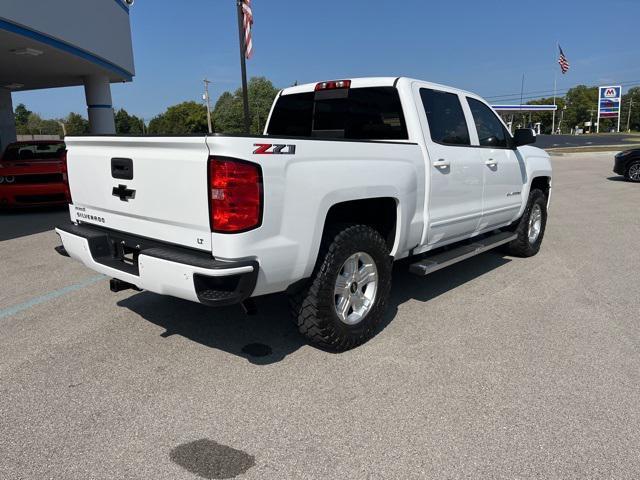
left=23, top=113, right=62, bottom=136
left=115, top=108, right=144, bottom=134
left=14, top=104, right=32, bottom=134
left=563, top=85, right=599, bottom=132
left=147, top=101, right=208, bottom=135
left=248, top=77, right=279, bottom=134
left=213, top=91, right=243, bottom=134
left=621, top=87, right=640, bottom=132
left=64, top=112, right=90, bottom=136
left=213, top=77, right=279, bottom=135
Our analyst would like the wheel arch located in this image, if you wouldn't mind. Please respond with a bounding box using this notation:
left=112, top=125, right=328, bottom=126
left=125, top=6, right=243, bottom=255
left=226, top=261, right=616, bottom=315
left=530, top=175, right=551, bottom=199
left=286, top=196, right=399, bottom=296
left=322, top=197, right=399, bottom=252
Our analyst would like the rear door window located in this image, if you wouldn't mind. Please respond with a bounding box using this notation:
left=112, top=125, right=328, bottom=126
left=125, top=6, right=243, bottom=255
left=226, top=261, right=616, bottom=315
left=267, top=87, right=408, bottom=140
left=419, top=88, right=470, bottom=146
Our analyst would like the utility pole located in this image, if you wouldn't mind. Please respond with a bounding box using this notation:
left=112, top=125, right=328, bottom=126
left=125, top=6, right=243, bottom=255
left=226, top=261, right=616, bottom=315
left=520, top=73, right=525, bottom=128
left=57, top=121, right=67, bottom=137
left=558, top=105, right=566, bottom=134
left=626, top=98, right=634, bottom=132
left=588, top=109, right=597, bottom=134
left=552, top=73, right=557, bottom=135
left=236, top=0, right=251, bottom=134
left=203, top=78, right=213, bottom=134
left=254, top=98, right=261, bottom=134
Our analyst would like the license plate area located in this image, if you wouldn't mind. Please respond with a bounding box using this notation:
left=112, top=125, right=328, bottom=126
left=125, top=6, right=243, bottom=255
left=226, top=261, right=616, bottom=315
left=113, top=240, right=140, bottom=268
left=84, top=230, right=143, bottom=276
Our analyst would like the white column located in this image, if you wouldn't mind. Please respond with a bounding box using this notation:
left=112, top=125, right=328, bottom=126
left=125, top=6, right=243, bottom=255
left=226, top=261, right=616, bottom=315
left=83, top=75, right=116, bottom=134
left=0, top=88, right=17, bottom=151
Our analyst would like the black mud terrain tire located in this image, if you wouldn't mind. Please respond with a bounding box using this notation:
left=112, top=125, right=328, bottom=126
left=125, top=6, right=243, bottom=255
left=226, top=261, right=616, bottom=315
left=290, top=225, right=392, bottom=352
left=505, top=188, right=548, bottom=257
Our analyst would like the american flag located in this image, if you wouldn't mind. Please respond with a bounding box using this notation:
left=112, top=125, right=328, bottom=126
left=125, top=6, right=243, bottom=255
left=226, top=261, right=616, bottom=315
left=242, top=0, right=254, bottom=59
left=558, top=45, right=569, bottom=74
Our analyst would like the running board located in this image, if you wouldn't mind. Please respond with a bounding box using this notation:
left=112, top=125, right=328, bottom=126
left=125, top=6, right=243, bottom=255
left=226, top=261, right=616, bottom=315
left=409, top=231, right=517, bottom=276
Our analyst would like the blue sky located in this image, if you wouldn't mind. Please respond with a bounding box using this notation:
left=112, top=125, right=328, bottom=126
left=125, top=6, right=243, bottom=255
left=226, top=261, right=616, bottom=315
left=14, top=0, right=640, bottom=121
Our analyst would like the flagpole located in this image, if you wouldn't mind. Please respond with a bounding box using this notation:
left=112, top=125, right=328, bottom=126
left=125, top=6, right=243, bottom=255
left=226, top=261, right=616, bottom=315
left=236, top=0, right=251, bottom=134
left=552, top=42, right=557, bottom=135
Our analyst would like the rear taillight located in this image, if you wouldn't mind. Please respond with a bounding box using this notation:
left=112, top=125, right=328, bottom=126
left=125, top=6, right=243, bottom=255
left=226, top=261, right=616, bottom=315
left=208, top=157, right=262, bottom=233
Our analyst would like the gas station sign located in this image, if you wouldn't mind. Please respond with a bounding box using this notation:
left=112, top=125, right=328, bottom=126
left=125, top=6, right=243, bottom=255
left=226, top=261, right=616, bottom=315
left=597, top=85, right=622, bottom=132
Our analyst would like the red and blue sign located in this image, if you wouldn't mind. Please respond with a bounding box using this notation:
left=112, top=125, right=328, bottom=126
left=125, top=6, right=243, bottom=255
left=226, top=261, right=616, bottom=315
left=599, top=86, right=622, bottom=119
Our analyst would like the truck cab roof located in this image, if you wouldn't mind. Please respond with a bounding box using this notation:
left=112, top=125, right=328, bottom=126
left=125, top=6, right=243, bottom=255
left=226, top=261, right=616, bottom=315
left=280, top=76, right=477, bottom=99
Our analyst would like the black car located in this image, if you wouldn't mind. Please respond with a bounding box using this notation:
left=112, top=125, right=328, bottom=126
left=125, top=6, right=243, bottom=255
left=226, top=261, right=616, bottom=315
left=613, top=148, right=640, bottom=182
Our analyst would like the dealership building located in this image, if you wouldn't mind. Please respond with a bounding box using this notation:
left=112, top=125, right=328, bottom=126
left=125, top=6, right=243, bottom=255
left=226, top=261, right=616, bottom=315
left=0, top=0, right=135, bottom=150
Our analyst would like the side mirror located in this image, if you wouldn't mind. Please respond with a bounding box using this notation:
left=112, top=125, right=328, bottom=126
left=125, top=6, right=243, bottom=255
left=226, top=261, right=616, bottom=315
left=514, top=128, right=536, bottom=147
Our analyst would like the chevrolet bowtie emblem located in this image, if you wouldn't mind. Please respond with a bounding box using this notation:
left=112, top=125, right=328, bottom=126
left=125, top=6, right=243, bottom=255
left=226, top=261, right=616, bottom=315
left=112, top=184, right=136, bottom=202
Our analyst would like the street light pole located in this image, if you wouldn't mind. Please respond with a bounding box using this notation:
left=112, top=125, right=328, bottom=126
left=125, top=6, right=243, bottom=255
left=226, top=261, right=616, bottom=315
left=627, top=98, right=634, bottom=132
left=203, top=78, right=213, bottom=134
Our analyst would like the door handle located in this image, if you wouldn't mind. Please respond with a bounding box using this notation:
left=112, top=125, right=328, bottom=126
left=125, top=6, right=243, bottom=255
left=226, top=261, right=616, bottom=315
left=433, top=159, right=450, bottom=169
left=485, top=158, right=498, bottom=166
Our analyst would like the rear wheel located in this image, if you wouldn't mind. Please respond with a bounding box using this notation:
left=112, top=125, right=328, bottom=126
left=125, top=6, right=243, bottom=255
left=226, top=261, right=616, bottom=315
left=505, top=188, right=547, bottom=257
left=625, top=160, right=640, bottom=182
left=290, top=225, right=392, bottom=352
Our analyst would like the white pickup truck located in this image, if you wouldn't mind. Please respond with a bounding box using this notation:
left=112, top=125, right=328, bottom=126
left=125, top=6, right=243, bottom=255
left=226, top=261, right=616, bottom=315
left=56, top=77, right=552, bottom=351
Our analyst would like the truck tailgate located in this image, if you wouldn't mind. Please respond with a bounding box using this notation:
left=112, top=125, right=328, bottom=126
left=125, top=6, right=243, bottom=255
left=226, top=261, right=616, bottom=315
left=65, top=136, right=212, bottom=251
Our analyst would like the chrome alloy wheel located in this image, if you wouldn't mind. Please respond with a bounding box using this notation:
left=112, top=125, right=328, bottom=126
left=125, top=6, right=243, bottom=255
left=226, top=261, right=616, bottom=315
left=334, top=252, right=378, bottom=325
left=629, top=163, right=640, bottom=181
left=528, top=203, right=543, bottom=244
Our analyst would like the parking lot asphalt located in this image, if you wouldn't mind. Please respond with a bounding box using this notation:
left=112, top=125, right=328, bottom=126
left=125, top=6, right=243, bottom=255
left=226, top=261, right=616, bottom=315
left=535, top=133, right=640, bottom=149
left=1, top=152, right=639, bottom=479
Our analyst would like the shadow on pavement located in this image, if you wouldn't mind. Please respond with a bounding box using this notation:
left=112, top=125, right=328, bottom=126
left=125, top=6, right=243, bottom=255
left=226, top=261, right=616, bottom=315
left=119, top=252, right=511, bottom=365
left=170, top=438, right=255, bottom=479
left=606, top=176, right=628, bottom=182
left=0, top=207, right=68, bottom=241
left=381, top=252, right=511, bottom=330
left=118, top=290, right=305, bottom=365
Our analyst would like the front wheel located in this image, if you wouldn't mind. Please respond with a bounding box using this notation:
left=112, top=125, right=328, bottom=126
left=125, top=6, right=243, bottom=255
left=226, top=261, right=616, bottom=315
left=625, top=160, right=640, bottom=182
left=290, top=225, right=392, bottom=352
left=505, top=188, right=548, bottom=257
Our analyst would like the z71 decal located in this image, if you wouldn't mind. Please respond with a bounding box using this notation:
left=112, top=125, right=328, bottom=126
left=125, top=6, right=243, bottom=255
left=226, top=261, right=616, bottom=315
left=253, top=143, right=296, bottom=155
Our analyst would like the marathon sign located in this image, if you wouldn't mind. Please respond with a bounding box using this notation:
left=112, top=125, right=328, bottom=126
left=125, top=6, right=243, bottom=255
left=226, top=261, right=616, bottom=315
left=598, top=85, right=621, bottom=119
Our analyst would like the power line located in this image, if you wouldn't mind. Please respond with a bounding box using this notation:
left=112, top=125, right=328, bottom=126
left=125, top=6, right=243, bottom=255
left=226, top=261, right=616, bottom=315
left=485, top=79, right=640, bottom=101
left=488, top=82, right=640, bottom=104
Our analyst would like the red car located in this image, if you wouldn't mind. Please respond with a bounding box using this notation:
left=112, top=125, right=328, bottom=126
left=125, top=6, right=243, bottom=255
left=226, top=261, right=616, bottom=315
left=0, top=140, right=71, bottom=208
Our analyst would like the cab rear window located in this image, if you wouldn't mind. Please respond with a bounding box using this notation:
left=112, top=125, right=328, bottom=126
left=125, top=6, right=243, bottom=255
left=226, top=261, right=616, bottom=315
left=267, top=87, right=408, bottom=140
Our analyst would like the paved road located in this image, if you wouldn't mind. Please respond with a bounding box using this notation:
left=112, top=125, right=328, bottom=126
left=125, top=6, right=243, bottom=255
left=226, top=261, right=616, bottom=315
left=536, top=133, right=639, bottom=149
left=1, top=153, right=639, bottom=479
